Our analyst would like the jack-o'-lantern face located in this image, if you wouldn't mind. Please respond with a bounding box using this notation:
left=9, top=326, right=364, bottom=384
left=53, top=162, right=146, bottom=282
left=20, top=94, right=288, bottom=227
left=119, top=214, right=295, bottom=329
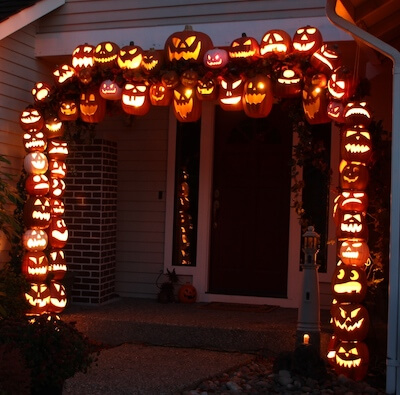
left=203, top=48, right=229, bottom=69
left=44, top=117, right=64, bottom=139
left=49, top=178, right=66, bottom=199
left=328, top=66, right=356, bottom=101
left=118, top=42, right=143, bottom=70
left=242, top=75, right=273, bottom=118
left=161, top=70, right=180, bottom=89
left=22, top=251, right=49, bottom=282
left=23, top=196, right=51, bottom=229
left=336, top=191, right=368, bottom=212
left=327, top=100, right=345, bottom=123
left=49, top=159, right=67, bottom=178
left=275, top=67, right=302, bottom=98
left=178, top=283, right=197, bottom=304
left=339, top=160, right=369, bottom=190
left=229, top=33, right=259, bottom=60
left=344, top=101, right=373, bottom=127
left=78, top=67, right=94, bottom=85
left=310, top=44, right=341, bottom=73
left=50, top=198, right=65, bottom=217
left=218, top=76, right=245, bottom=111
left=334, top=341, right=369, bottom=381
left=141, top=49, right=164, bottom=75
left=302, top=74, right=330, bottom=124
left=48, top=281, right=67, bottom=313
left=25, top=174, right=50, bottom=196
left=292, top=26, right=322, bottom=55
left=260, top=29, right=291, bottom=58
left=173, top=84, right=201, bottom=123
left=32, top=82, right=52, bottom=103
left=23, top=129, right=47, bottom=152
left=149, top=83, right=173, bottom=106
left=80, top=88, right=106, bottom=123
left=332, top=263, right=367, bottom=303
left=337, top=210, right=368, bottom=241
left=341, top=128, right=372, bottom=163
left=23, top=229, right=48, bottom=251
left=181, top=69, right=198, bottom=87
left=25, top=283, right=50, bottom=314
left=99, top=80, right=122, bottom=100
left=48, top=139, right=69, bottom=160
left=94, top=41, right=119, bottom=68
left=20, top=108, right=44, bottom=131
left=53, top=64, right=76, bottom=85
left=72, top=43, right=95, bottom=71
left=196, top=78, right=218, bottom=101
left=49, top=249, right=67, bottom=280
left=331, top=303, right=370, bottom=341
left=339, top=240, right=370, bottom=267
left=48, top=218, right=68, bottom=249
left=24, top=152, right=48, bottom=175
left=121, top=82, right=151, bottom=116
left=58, top=99, right=79, bottom=121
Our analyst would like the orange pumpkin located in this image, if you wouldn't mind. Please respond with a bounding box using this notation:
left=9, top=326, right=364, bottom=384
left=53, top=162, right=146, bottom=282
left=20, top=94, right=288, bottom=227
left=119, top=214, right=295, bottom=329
left=80, top=87, right=106, bottom=123
left=334, top=340, right=369, bottom=381
left=72, top=43, right=95, bottom=71
left=259, top=29, right=291, bottom=58
left=229, top=33, right=259, bottom=61
left=173, top=84, right=201, bottom=122
left=242, top=74, right=273, bottom=118
left=25, top=283, right=50, bottom=315
left=178, top=283, right=197, bottom=304
left=22, top=251, right=49, bottom=282
left=118, top=41, right=143, bottom=70
left=292, top=26, right=322, bottom=56
left=339, top=240, right=370, bottom=267
left=331, top=263, right=367, bottom=303
left=121, top=82, right=151, bottom=116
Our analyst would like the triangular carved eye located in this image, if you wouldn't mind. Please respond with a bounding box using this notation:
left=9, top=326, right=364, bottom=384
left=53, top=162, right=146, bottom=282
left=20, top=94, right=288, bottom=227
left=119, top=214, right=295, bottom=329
left=232, top=80, right=242, bottom=89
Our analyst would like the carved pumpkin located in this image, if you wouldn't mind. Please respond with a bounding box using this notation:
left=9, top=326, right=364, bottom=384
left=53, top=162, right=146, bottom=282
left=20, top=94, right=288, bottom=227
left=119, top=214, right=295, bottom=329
left=22, top=229, right=48, bottom=251
left=336, top=191, right=368, bottom=212
left=94, top=41, right=120, bottom=69
left=48, top=218, right=68, bottom=249
left=141, top=48, right=164, bottom=75
left=48, top=139, right=69, bottom=160
left=25, top=283, right=50, bottom=315
left=80, top=87, right=106, bottom=123
left=343, top=101, right=373, bottom=127
left=53, top=64, right=76, bottom=86
left=23, top=129, right=47, bottom=153
left=49, top=178, right=66, bottom=199
left=50, top=198, right=65, bottom=217
left=122, top=82, right=151, bottom=116
left=117, top=41, right=143, bottom=70
left=24, top=152, right=48, bottom=175
left=23, top=196, right=51, bottom=229
left=334, top=340, right=369, bottom=381
left=25, top=174, right=50, bottom=196
left=328, top=66, right=357, bottom=101
left=44, top=117, right=64, bottom=140
left=196, top=77, right=218, bottom=101
left=242, top=74, right=273, bottom=118
left=180, top=69, right=198, bottom=88
left=161, top=70, right=180, bottom=89
left=173, top=84, right=201, bottom=123
left=218, top=75, right=245, bottom=111
left=302, top=74, right=330, bottom=124
left=229, top=33, right=259, bottom=61
left=49, top=159, right=67, bottom=179
left=22, top=251, right=49, bottom=282
left=259, top=29, right=291, bottom=58
left=99, top=79, right=123, bottom=100
left=48, top=281, right=67, bottom=314
left=339, top=240, right=370, bottom=267
left=292, top=26, right=322, bottom=56
left=332, top=263, right=367, bottom=303
left=178, top=283, right=197, bottom=304
left=337, top=210, right=368, bottom=241
left=310, top=44, right=341, bottom=73
left=339, top=160, right=369, bottom=191
left=20, top=107, right=44, bottom=131
left=58, top=99, right=79, bottom=121
left=149, top=82, right=173, bottom=106
left=78, top=67, right=94, bottom=84
left=274, top=66, right=302, bottom=98
left=165, top=25, right=213, bottom=64
left=203, top=47, right=229, bottom=69
left=340, top=127, right=372, bottom=164
left=32, top=82, right=52, bottom=103
left=49, top=249, right=67, bottom=280
left=327, top=100, right=346, bottom=123
left=72, top=43, right=95, bottom=71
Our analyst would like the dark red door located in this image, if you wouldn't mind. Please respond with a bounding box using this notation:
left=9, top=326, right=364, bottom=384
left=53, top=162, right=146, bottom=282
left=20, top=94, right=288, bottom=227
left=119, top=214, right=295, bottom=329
left=209, top=105, right=293, bottom=297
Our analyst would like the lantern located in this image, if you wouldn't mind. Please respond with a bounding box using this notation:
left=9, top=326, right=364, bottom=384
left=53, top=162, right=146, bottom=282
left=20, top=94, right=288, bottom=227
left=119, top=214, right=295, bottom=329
left=218, top=75, right=245, bottom=111
left=24, top=152, right=48, bottom=175
left=141, top=48, right=164, bottom=75
left=72, top=43, right=95, bottom=71
left=196, top=77, right=218, bottom=101
left=161, top=70, right=180, bottom=89
left=334, top=340, right=369, bottom=381
left=25, top=283, right=50, bottom=315
left=164, top=25, right=213, bottom=64
left=259, top=29, right=292, bottom=58
left=203, top=48, right=229, bottom=69
left=337, top=210, right=368, bottom=241
left=23, top=196, right=51, bottom=229
left=339, top=240, right=370, bottom=267
left=118, top=41, right=143, bottom=70
left=327, top=100, right=346, bottom=123
left=173, top=84, right=201, bottom=123
left=336, top=191, right=368, bottom=212
left=53, top=64, right=76, bottom=86
left=23, top=129, right=47, bottom=152
left=58, top=99, right=79, bottom=121
left=292, top=26, right=322, bottom=56
left=343, top=101, right=373, bottom=127
left=339, top=160, right=369, bottom=191
left=242, top=74, right=273, bottom=118
left=274, top=66, right=302, bottom=98
left=44, top=117, right=64, bottom=139
left=47, top=139, right=69, bottom=160
left=32, top=82, right=52, bottom=103
left=22, top=251, right=49, bottom=282
left=340, top=127, right=372, bottom=164
left=178, top=283, right=197, bottom=304
left=49, top=249, right=67, bottom=281
left=180, top=69, right=198, bottom=88
left=302, top=74, right=330, bottom=124
left=48, top=218, right=68, bottom=249
left=20, top=107, right=44, bottom=131
left=99, top=79, right=123, bottom=100
left=48, top=281, right=67, bottom=314
left=310, top=44, right=341, bottom=73
left=94, top=41, right=119, bottom=69
left=25, top=174, right=50, bottom=196
left=149, top=82, right=173, bottom=106
left=121, top=82, right=151, bottom=116
left=50, top=198, right=65, bottom=217
left=22, top=229, right=48, bottom=251
left=331, top=263, right=367, bottom=303
left=328, top=66, right=357, bottom=101
left=229, top=33, right=260, bottom=61
left=80, top=87, right=106, bottom=123
left=49, top=159, right=67, bottom=179
left=49, top=178, right=66, bottom=199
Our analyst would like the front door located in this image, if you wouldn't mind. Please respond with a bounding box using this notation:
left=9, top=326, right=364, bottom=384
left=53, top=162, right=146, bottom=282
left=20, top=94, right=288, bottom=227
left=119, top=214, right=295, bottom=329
left=209, top=105, right=293, bottom=298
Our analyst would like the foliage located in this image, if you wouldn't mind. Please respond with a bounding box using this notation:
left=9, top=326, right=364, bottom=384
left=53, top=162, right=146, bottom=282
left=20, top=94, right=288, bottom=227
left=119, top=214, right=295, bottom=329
left=156, top=268, right=179, bottom=303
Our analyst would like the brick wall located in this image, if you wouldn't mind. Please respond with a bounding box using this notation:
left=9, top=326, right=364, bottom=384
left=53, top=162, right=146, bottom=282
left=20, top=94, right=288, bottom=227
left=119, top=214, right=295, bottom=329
left=64, top=139, right=117, bottom=304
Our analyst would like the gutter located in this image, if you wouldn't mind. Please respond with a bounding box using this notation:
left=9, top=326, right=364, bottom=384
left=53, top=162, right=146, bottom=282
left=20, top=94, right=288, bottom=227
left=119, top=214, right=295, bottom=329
left=325, top=1, right=400, bottom=393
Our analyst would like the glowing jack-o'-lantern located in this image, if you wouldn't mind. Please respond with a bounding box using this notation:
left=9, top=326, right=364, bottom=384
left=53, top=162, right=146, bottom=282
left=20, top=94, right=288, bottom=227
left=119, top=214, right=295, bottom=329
left=334, top=340, right=369, bottom=381
left=49, top=159, right=67, bottom=179
left=58, top=99, right=79, bottom=121
left=72, top=43, right=95, bottom=71
left=99, top=79, right=122, bottom=100
left=229, top=33, right=260, bottom=61
left=94, top=41, right=119, bottom=69
left=274, top=67, right=302, bottom=98
left=24, top=152, right=48, bottom=175
left=196, top=77, right=218, bottom=101
left=310, top=44, right=341, bottom=73
left=49, top=178, right=66, bottom=199
left=302, top=74, right=330, bottom=124
left=218, top=75, right=245, bottom=111
left=44, top=117, right=64, bottom=140
left=332, top=263, right=367, bottom=303
left=339, top=240, right=370, bottom=267
left=242, top=74, right=273, bottom=118
left=336, top=191, right=368, bottom=213
left=22, top=251, right=49, bottom=282
left=118, top=41, right=143, bottom=70
left=23, top=196, right=51, bottom=229
left=344, top=101, right=373, bottom=127
left=331, top=303, right=370, bottom=341
left=25, top=283, right=50, bottom=315
left=292, top=26, right=322, bottom=56
left=80, top=87, right=106, bottom=123
left=122, top=82, right=151, bottom=116
left=23, top=129, right=47, bottom=152
left=49, top=249, right=67, bottom=280
left=25, top=174, right=50, bottom=196
left=337, top=210, right=368, bottom=241
left=161, top=70, right=180, bottom=89
left=48, top=139, right=69, bottom=160
left=149, top=82, right=173, bottom=106
left=339, top=160, right=369, bottom=191
left=259, top=29, right=291, bottom=58
left=328, top=66, right=357, bottom=101
left=341, top=127, right=372, bottom=164
left=173, top=84, right=201, bottom=123
left=203, top=48, right=229, bottom=69
left=20, top=107, right=44, bottom=131
left=327, top=100, right=346, bottom=124
left=165, top=25, right=213, bottom=64
left=48, top=218, right=68, bottom=249
left=180, top=69, right=198, bottom=88
left=53, top=64, right=76, bottom=86
left=141, top=48, right=164, bottom=75
left=48, top=281, right=67, bottom=314
left=178, top=283, right=197, bottom=304
left=50, top=198, right=65, bottom=217
left=32, top=82, right=52, bottom=103
left=23, top=229, right=48, bottom=251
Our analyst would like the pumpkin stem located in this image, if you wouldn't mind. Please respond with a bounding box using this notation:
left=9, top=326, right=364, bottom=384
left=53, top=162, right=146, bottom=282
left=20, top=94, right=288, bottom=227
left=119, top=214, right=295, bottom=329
left=241, top=33, right=247, bottom=37
left=184, top=25, right=193, bottom=31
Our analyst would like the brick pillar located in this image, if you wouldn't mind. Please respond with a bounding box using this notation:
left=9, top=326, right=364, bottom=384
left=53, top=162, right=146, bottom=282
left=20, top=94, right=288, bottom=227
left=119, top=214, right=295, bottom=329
left=64, top=139, right=117, bottom=304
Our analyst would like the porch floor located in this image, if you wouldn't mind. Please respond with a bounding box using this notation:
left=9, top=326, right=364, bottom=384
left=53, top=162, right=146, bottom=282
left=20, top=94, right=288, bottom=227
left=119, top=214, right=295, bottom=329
left=61, top=297, right=333, bottom=394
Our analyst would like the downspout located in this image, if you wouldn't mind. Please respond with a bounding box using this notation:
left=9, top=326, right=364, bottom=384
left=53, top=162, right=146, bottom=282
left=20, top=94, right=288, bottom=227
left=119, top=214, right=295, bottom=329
left=325, top=1, right=400, bottom=394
